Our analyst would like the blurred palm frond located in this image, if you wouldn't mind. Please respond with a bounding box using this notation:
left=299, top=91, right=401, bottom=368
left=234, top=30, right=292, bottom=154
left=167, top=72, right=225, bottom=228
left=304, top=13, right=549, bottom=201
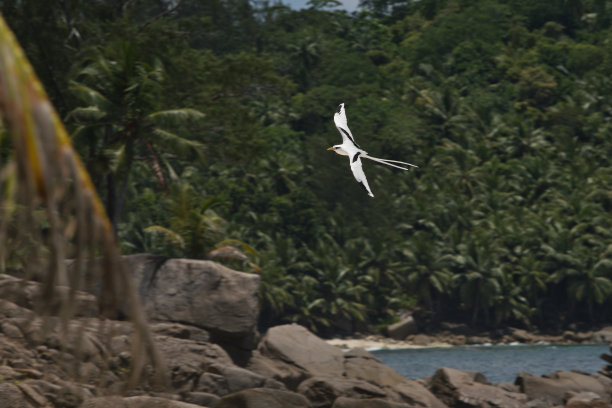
left=0, top=14, right=165, bottom=388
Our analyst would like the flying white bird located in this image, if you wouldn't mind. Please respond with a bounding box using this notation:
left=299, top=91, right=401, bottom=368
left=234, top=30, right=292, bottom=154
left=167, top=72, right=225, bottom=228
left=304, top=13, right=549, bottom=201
left=327, top=103, right=417, bottom=197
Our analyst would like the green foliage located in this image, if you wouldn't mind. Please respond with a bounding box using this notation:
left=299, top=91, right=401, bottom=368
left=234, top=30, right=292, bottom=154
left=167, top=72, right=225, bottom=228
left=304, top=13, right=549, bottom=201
left=6, top=0, right=612, bottom=336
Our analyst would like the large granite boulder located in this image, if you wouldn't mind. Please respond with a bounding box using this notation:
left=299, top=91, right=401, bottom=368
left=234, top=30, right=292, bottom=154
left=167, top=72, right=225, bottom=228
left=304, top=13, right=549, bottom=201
left=515, top=371, right=607, bottom=406
left=214, top=388, right=310, bottom=408
left=430, top=367, right=527, bottom=407
left=127, top=255, right=260, bottom=344
left=248, top=324, right=344, bottom=388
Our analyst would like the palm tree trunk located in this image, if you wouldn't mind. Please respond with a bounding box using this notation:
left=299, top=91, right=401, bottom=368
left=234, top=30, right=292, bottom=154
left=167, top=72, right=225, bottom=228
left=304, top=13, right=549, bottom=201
left=106, top=173, right=117, bottom=232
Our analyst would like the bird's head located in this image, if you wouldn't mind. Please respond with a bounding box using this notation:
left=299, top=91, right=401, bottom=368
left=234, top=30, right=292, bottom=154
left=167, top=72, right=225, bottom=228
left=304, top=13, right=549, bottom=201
left=327, top=145, right=345, bottom=155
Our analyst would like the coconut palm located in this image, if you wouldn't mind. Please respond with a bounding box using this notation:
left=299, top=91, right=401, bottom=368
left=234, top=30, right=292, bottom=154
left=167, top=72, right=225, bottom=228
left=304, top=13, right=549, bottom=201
left=67, top=39, right=205, bottom=230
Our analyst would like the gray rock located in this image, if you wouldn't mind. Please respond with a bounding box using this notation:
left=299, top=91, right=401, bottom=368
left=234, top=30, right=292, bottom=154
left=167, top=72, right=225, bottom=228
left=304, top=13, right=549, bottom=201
left=342, top=348, right=446, bottom=407
left=208, top=363, right=269, bottom=393
left=332, top=397, right=415, bottom=408
left=249, top=324, right=344, bottom=388
left=297, top=375, right=388, bottom=408
left=343, top=348, right=407, bottom=387
left=214, top=388, right=310, bottom=408
left=431, top=367, right=526, bottom=408
left=155, top=335, right=234, bottom=392
left=387, top=316, right=418, bottom=340
left=151, top=322, right=210, bottom=343
left=591, top=327, right=612, bottom=343
left=516, top=371, right=607, bottom=406
left=132, top=256, right=260, bottom=342
left=0, top=274, right=98, bottom=317
left=194, top=363, right=274, bottom=396
left=391, top=380, right=447, bottom=408
left=565, top=391, right=608, bottom=408
left=80, top=396, right=203, bottom=408
left=0, top=383, right=34, bottom=408
left=181, top=391, right=220, bottom=406
left=412, top=334, right=435, bottom=346
left=247, top=350, right=308, bottom=389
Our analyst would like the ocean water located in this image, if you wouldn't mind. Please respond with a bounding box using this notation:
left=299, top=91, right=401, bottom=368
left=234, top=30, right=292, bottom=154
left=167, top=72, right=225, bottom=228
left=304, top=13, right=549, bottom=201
left=371, top=344, right=610, bottom=384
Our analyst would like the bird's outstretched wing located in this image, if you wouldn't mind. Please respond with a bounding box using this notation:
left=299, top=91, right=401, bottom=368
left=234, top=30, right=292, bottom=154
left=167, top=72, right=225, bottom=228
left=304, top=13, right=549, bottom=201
left=349, top=152, right=374, bottom=197
left=334, top=103, right=361, bottom=149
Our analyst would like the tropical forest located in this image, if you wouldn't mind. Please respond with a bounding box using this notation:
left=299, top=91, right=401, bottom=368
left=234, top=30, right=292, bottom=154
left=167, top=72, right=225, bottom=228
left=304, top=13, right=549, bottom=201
left=2, top=0, right=612, bottom=338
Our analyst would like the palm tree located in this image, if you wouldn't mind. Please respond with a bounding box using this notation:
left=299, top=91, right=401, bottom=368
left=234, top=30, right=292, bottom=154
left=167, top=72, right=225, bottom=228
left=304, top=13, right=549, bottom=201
left=402, top=233, right=452, bottom=315
left=67, top=39, right=205, bottom=230
left=567, top=267, right=612, bottom=322
left=144, top=182, right=227, bottom=259
left=447, top=241, right=505, bottom=326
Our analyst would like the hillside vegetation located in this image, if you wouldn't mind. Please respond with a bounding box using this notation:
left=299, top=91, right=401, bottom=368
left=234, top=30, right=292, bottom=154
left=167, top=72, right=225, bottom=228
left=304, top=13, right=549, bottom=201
left=3, top=0, right=612, bottom=336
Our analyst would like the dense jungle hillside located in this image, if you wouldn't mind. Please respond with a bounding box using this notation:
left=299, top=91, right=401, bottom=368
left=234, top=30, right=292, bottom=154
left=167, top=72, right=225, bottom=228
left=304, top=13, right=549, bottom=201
left=2, top=0, right=612, bottom=337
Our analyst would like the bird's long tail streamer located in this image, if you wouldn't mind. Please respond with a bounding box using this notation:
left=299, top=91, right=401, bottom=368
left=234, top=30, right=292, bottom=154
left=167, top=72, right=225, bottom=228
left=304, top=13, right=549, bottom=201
left=363, top=155, right=418, bottom=170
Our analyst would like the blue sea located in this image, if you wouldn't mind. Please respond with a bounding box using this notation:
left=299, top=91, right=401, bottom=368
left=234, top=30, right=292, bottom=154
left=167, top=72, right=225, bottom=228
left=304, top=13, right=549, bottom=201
left=371, top=344, right=610, bottom=384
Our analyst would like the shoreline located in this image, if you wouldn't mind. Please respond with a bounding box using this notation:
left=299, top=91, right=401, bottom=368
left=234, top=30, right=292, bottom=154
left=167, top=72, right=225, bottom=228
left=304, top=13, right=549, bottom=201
left=326, top=327, right=612, bottom=351
left=326, top=337, right=454, bottom=350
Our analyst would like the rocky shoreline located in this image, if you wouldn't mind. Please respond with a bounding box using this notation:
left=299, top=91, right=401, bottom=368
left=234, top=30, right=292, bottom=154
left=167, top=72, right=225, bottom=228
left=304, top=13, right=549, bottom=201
left=326, top=326, right=612, bottom=351
left=1, top=254, right=611, bottom=408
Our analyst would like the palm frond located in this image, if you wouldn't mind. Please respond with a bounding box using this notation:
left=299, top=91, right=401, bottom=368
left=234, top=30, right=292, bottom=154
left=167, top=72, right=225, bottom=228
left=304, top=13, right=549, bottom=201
left=144, top=225, right=186, bottom=249
left=145, top=108, right=205, bottom=126
left=65, top=106, right=107, bottom=122
left=69, top=82, right=113, bottom=109
left=150, top=128, right=206, bottom=161
left=0, top=15, right=165, bottom=388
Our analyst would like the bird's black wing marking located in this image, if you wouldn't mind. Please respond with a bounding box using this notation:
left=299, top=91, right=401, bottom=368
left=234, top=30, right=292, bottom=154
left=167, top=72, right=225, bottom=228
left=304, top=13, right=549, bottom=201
left=358, top=181, right=369, bottom=193
left=336, top=104, right=343, bottom=114
left=339, top=127, right=361, bottom=149
left=352, top=152, right=361, bottom=163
